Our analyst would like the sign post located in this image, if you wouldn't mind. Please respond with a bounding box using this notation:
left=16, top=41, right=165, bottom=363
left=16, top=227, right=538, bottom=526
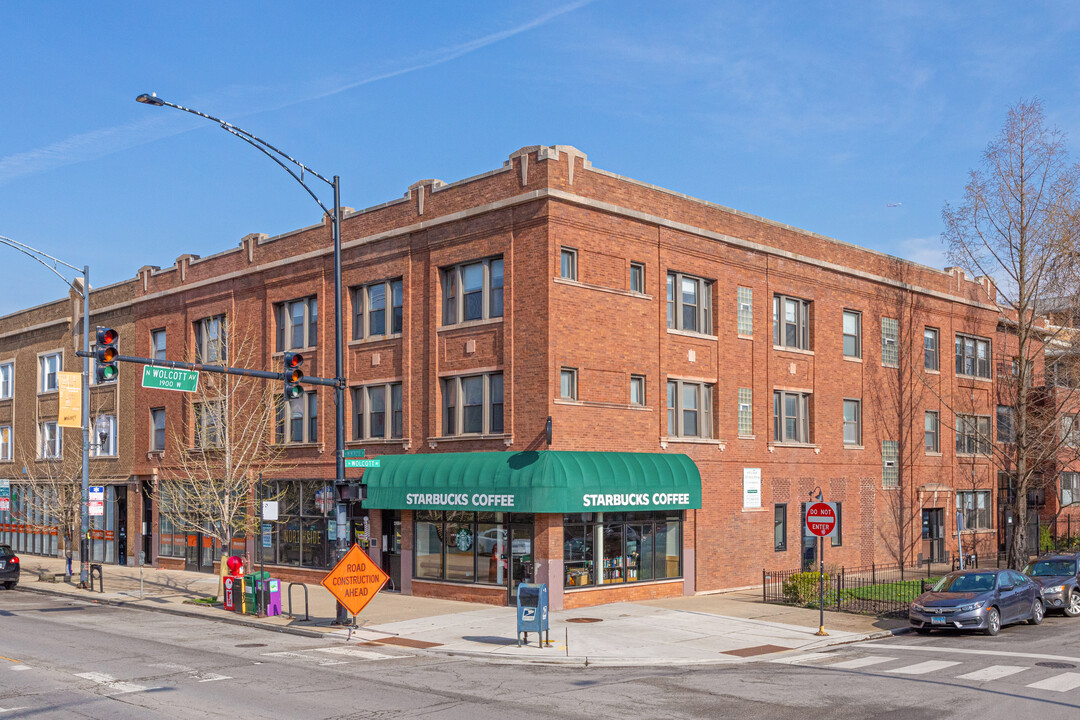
left=321, top=543, right=389, bottom=623
left=804, top=501, right=838, bottom=637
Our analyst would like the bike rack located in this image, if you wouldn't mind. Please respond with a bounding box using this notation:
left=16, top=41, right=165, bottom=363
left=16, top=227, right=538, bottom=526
left=88, top=564, right=103, bottom=593
left=287, top=582, right=309, bottom=621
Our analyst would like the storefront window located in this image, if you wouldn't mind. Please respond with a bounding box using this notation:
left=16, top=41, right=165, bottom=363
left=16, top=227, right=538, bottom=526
left=413, top=511, right=527, bottom=585
left=258, top=480, right=332, bottom=569
left=562, top=511, right=682, bottom=588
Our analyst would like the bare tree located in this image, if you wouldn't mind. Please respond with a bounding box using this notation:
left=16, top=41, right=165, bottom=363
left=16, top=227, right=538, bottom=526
left=157, top=319, right=291, bottom=594
left=14, top=442, right=81, bottom=575
left=942, top=98, right=1080, bottom=569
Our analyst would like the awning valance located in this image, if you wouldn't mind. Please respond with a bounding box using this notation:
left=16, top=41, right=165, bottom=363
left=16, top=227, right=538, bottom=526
left=361, top=450, right=701, bottom=513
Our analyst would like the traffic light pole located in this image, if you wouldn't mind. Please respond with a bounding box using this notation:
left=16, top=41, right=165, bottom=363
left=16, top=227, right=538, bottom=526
left=74, top=351, right=341, bottom=387
left=80, top=265, right=90, bottom=588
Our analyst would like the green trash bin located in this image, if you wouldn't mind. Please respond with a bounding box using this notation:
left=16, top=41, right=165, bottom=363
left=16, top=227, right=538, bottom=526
left=243, top=571, right=270, bottom=615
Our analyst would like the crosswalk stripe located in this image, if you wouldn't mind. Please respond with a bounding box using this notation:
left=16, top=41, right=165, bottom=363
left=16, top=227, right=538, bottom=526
left=956, top=665, right=1028, bottom=681
left=826, top=656, right=896, bottom=670
left=74, top=671, right=154, bottom=695
left=1027, top=672, right=1080, bottom=693
left=768, top=653, right=827, bottom=665
left=886, top=660, right=960, bottom=675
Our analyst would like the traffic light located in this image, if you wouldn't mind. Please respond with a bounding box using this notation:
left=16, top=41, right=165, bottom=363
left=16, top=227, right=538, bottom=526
left=283, top=352, right=304, bottom=399
left=95, top=327, right=118, bottom=383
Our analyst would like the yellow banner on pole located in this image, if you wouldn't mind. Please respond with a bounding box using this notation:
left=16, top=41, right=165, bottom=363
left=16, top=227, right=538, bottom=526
left=58, top=371, right=82, bottom=428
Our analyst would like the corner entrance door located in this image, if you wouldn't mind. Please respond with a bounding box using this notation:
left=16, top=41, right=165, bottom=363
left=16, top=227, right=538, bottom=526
left=380, top=509, right=401, bottom=592
left=922, top=508, right=946, bottom=563
left=184, top=533, right=216, bottom=573
left=507, top=523, right=534, bottom=603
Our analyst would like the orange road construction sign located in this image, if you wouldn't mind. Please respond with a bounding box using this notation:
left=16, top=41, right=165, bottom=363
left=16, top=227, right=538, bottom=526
left=321, top=543, right=389, bottom=616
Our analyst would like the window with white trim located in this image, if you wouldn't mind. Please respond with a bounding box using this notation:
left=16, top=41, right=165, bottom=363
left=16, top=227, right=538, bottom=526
left=560, top=248, right=577, bottom=280
left=151, top=328, right=167, bottom=362
left=275, top=392, right=318, bottom=444
left=560, top=368, right=577, bottom=400
left=352, top=279, right=403, bottom=340
left=955, top=333, right=991, bottom=378
left=630, top=375, right=645, bottom=407
left=666, top=380, right=713, bottom=439
left=773, top=295, right=811, bottom=350
left=352, top=383, right=403, bottom=440
left=0, top=362, right=12, bottom=399
left=956, top=415, right=991, bottom=455
left=194, top=315, right=226, bottom=364
left=150, top=408, right=166, bottom=452
left=442, top=373, right=503, bottom=436
left=667, top=272, right=712, bottom=334
left=1062, top=414, right=1080, bottom=447
left=194, top=400, right=223, bottom=449
left=925, top=411, right=939, bottom=453
left=924, top=327, right=939, bottom=371
left=843, top=399, right=861, bottom=445
left=38, top=420, right=61, bottom=459
left=630, top=263, right=645, bottom=294
left=38, top=352, right=60, bottom=393
left=442, top=258, right=503, bottom=325
left=275, top=297, right=318, bottom=351
left=90, top=415, right=117, bottom=457
left=1062, top=472, right=1079, bottom=507
left=773, top=390, right=810, bottom=443
left=958, top=490, right=991, bottom=530
left=881, top=317, right=899, bottom=367
left=843, top=311, right=861, bottom=358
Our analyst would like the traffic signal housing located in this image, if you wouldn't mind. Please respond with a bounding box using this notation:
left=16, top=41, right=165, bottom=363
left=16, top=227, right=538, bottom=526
left=283, top=352, right=304, bottom=399
left=95, top=327, right=119, bottom=383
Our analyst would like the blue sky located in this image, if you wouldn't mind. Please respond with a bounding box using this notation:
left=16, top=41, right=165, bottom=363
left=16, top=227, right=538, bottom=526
left=1, top=1, right=1078, bottom=315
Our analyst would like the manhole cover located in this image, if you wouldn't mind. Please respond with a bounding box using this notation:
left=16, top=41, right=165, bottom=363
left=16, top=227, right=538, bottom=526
left=1036, top=662, right=1076, bottom=669
left=566, top=617, right=602, bottom=623
left=235, top=643, right=267, bottom=648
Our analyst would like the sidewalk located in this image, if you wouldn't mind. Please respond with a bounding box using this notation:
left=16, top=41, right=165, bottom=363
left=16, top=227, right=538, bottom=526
left=11, top=556, right=907, bottom=666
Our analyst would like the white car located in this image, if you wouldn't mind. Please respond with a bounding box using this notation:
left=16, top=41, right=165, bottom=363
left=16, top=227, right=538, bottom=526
left=477, top=529, right=530, bottom=555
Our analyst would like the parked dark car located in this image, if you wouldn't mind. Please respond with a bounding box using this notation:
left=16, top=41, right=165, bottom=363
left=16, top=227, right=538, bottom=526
left=1022, top=553, right=1080, bottom=617
left=0, top=544, right=19, bottom=589
left=910, top=568, right=1043, bottom=636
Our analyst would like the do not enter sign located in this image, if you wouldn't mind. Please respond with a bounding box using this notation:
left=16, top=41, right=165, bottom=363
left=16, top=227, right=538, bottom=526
left=805, top=502, right=838, bottom=538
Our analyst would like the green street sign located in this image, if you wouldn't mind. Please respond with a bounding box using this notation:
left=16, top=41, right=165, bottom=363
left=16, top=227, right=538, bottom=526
left=345, top=458, right=380, bottom=469
left=342, top=449, right=366, bottom=458
left=142, top=365, right=200, bottom=392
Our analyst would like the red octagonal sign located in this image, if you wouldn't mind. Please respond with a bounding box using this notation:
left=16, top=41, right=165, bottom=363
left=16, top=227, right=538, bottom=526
left=805, top=502, right=838, bottom=538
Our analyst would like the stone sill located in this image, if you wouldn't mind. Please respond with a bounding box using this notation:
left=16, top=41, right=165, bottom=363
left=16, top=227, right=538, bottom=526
left=843, top=355, right=862, bottom=363
left=667, top=328, right=718, bottom=342
left=437, top=317, right=503, bottom=333
left=554, top=398, right=650, bottom=411
left=553, top=276, right=652, bottom=300
left=428, top=434, right=513, bottom=448
left=348, top=334, right=403, bottom=347
left=772, top=345, right=814, bottom=357
left=564, top=578, right=683, bottom=593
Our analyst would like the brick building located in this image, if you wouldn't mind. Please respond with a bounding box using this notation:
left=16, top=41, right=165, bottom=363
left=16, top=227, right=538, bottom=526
left=0, top=278, right=141, bottom=566
left=4, top=145, right=1078, bottom=608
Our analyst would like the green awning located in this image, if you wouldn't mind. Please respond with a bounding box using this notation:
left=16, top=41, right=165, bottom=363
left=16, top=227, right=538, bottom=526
left=361, top=450, right=701, bottom=513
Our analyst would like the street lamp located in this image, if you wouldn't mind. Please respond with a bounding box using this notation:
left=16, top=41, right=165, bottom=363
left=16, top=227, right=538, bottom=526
left=135, top=92, right=351, bottom=623
left=0, top=235, right=93, bottom=588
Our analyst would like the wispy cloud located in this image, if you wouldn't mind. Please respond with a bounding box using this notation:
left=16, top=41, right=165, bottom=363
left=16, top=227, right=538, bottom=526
left=894, top=235, right=947, bottom=270
left=0, top=1, right=593, bottom=186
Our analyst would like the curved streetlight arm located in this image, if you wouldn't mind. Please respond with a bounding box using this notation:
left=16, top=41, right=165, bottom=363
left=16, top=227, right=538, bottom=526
left=0, top=235, right=85, bottom=295
left=136, top=93, right=333, bottom=218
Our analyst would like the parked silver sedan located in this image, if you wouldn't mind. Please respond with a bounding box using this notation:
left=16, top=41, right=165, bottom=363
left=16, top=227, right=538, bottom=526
left=910, top=569, right=1043, bottom=636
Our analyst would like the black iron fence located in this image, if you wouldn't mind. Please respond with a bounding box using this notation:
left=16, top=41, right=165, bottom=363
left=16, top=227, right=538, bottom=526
left=763, top=560, right=979, bottom=619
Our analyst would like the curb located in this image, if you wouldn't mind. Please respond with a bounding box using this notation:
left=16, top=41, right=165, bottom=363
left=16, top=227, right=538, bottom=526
left=17, top=585, right=328, bottom=639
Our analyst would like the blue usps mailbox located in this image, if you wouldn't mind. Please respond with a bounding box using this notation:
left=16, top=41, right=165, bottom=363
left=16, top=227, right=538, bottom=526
left=516, top=583, right=550, bottom=647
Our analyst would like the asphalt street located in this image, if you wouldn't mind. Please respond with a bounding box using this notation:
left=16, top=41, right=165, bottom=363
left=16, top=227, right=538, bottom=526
left=4, top=588, right=1080, bottom=719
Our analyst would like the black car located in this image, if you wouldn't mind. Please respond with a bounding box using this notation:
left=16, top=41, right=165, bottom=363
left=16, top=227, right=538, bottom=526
left=1022, top=553, right=1080, bottom=617
left=0, top=544, right=19, bottom=589
left=910, top=569, right=1043, bottom=636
